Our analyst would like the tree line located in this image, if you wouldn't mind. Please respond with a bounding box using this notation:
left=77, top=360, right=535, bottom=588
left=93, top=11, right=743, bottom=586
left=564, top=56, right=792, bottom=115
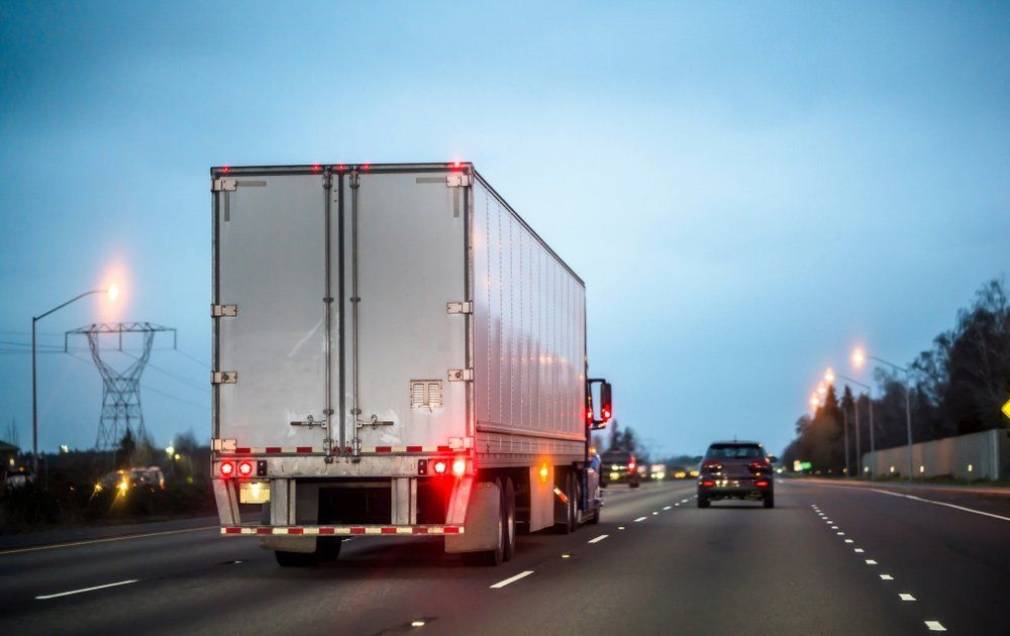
left=783, top=278, right=1010, bottom=474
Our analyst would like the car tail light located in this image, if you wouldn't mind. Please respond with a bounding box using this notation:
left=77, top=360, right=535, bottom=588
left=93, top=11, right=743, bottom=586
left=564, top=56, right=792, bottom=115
left=432, top=460, right=448, bottom=475
left=702, top=460, right=722, bottom=472
left=755, top=479, right=770, bottom=488
left=219, top=461, right=235, bottom=477
left=749, top=459, right=770, bottom=472
left=701, top=479, right=715, bottom=488
left=238, top=460, right=254, bottom=477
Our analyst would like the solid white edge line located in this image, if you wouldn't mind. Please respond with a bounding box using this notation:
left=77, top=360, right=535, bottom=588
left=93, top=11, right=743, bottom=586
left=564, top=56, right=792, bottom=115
left=871, top=488, right=1010, bottom=523
left=489, top=570, right=534, bottom=589
left=36, top=579, right=139, bottom=600
left=1, top=526, right=218, bottom=556
left=588, top=534, right=609, bottom=544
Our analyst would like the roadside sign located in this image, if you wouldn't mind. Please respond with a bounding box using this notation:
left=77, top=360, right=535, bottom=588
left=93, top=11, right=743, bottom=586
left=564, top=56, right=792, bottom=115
left=1002, top=398, right=1010, bottom=421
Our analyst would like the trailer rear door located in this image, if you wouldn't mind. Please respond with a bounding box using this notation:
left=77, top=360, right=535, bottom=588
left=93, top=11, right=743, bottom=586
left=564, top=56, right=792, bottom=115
left=214, top=173, right=333, bottom=449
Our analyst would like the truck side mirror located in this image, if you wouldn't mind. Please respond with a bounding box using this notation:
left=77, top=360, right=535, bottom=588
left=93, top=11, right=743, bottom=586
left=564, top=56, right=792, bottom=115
left=600, top=382, right=612, bottom=423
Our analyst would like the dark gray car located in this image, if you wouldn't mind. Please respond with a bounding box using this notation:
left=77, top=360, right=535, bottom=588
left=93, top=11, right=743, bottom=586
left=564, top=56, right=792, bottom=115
left=697, top=442, right=774, bottom=508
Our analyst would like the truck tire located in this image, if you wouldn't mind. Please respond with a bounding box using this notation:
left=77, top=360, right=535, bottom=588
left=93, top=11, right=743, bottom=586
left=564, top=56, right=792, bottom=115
left=697, top=496, right=710, bottom=509
left=555, top=472, right=577, bottom=534
left=274, top=550, right=317, bottom=567
left=463, top=477, right=505, bottom=566
left=503, top=477, right=516, bottom=561
left=317, top=537, right=343, bottom=561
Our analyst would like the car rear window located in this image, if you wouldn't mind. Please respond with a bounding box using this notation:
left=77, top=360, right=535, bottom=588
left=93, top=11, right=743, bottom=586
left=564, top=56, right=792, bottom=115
left=706, top=444, right=762, bottom=459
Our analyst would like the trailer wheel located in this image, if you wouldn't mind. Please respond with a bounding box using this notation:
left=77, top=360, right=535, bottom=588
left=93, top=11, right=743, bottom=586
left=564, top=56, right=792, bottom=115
left=317, top=537, right=343, bottom=561
left=503, top=477, right=516, bottom=561
left=463, top=477, right=505, bottom=566
left=274, top=550, right=317, bottom=567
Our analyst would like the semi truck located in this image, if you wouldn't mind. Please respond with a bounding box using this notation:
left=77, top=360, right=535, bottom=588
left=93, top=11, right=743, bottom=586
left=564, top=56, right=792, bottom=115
left=210, top=162, right=612, bottom=566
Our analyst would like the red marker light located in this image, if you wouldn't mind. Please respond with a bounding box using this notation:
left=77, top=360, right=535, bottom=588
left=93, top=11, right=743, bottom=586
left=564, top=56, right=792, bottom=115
left=602, top=408, right=611, bottom=421
left=220, top=461, right=235, bottom=477
left=585, top=408, right=594, bottom=425
left=433, top=460, right=447, bottom=475
left=238, top=460, right=254, bottom=477
left=452, top=457, right=466, bottom=477
left=220, top=166, right=231, bottom=174
left=311, top=163, right=322, bottom=173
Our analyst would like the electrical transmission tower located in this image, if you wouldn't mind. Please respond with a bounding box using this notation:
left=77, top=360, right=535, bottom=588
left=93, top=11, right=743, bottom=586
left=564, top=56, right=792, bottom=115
left=65, top=322, right=177, bottom=450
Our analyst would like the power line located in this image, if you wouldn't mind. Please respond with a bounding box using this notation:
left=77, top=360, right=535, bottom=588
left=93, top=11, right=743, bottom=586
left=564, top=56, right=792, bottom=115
left=117, top=350, right=209, bottom=394
left=174, top=348, right=210, bottom=370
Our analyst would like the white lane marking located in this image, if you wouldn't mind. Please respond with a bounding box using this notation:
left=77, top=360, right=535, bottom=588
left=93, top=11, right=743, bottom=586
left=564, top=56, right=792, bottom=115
left=489, top=570, right=534, bottom=589
left=865, top=559, right=878, bottom=565
left=924, top=620, right=947, bottom=631
left=1, top=526, right=218, bottom=556
left=837, top=532, right=845, bottom=536
left=681, top=499, right=689, bottom=503
left=651, top=511, right=658, bottom=516
left=831, top=526, right=839, bottom=530
left=663, top=505, right=671, bottom=510
left=561, top=553, right=571, bottom=559
left=588, top=534, right=609, bottom=544
left=854, top=548, right=865, bottom=553
left=411, top=620, right=426, bottom=627
left=36, top=579, right=139, bottom=600
left=899, top=593, right=916, bottom=601
left=870, top=488, right=1010, bottom=523
left=634, top=516, right=647, bottom=522
left=844, top=539, right=854, bottom=544
left=880, top=574, right=894, bottom=581
left=618, top=526, right=626, bottom=530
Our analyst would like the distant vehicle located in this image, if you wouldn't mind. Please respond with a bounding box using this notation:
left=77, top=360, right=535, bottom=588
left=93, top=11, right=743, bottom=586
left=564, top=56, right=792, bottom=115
left=601, top=450, right=640, bottom=488
left=3, top=469, right=33, bottom=489
left=689, top=468, right=700, bottom=478
left=649, top=463, right=667, bottom=481
left=671, top=467, right=689, bottom=479
left=99, top=467, right=166, bottom=493
left=697, top=441, right=774, bottom=508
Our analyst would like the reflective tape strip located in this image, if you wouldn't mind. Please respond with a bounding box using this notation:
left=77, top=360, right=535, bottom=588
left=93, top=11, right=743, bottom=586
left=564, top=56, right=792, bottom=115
left=220, top=525, right=464, bottom=536
left=220, top=444, right=454, bottom=455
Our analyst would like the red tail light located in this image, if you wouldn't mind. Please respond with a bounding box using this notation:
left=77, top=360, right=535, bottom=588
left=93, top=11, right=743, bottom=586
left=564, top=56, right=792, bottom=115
left=238, top=460, right=254, bottom=477
left=701, top=479, right=716, bottom=488
left=432, top=460, right=447, bottom=475
left=755, top=479, right=770, bottom=488
left=749, top=460, right=770, bottom=472
left=585, top=408, right=594, bottom=425
left=219, top=461, right=235, bottom=477
left=601, top=408, right=611, bottom=421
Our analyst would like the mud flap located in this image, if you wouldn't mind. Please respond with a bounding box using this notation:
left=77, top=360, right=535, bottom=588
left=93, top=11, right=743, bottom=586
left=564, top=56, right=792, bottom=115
left=213, top=478, right=240, bottom=526
left=259, top=536, right=317, bottom=554
left=444, top=479, right=499, bottom=554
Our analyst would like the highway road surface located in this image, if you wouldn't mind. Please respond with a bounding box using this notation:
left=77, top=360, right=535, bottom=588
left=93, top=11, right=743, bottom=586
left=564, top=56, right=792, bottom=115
left=1, top=479, right=1008, bottom=635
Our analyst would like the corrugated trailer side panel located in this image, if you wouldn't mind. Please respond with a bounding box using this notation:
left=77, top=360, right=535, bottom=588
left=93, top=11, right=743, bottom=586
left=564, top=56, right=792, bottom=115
left=470, top=179, right=586, bottom=462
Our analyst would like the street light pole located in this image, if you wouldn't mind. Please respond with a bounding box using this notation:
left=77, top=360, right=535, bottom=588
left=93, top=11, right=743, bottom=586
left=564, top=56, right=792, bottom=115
left=841, top=400, right=850, bottom=478
left=31, top=287, right=116, bottom=476
left=838, top=374, right=871, bottom=477
left=868, top=355, right=913, bottom=482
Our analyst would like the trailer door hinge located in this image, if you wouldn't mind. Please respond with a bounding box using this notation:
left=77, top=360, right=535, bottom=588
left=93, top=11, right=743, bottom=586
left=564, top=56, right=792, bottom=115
left=446, top=173, right=471, bottom=188
left=448, top=368, right=473, bottom=382
left=446, top=301, right=473, bottom=315
left=212, top=178, right=237, bottom=192
left=211, top=304, right=238, bottom=317
left=212, top=370, right=238, bottom=385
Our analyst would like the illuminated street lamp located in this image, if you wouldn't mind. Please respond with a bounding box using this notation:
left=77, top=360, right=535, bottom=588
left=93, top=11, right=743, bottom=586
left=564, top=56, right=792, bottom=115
left=852, top=346, right=913, bottom=482
left=32, top=286, right=119, bottom=475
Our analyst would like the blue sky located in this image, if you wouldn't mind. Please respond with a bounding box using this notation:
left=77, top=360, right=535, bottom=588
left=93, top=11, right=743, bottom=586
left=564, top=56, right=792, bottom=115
left=1, top=1, right=1008, bottom=457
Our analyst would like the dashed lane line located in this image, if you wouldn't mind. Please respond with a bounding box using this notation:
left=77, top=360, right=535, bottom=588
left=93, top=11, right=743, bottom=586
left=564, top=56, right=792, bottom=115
left=489, top=570, right=534, bottom=589
left=36, top=579, right=139, bottom=600
left=924, top=620, right=947, bottom=631
left=588, top=534, right=609, bottom=544
left=633, top=516, right=648, bottom=523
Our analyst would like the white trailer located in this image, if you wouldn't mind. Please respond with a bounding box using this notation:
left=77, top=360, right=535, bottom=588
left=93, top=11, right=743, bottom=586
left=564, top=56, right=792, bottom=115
left=210, top=162, right=612, bottom=566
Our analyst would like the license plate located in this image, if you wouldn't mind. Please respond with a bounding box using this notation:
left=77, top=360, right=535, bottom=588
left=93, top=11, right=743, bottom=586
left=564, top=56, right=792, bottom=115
left=239, top=481, right=270, bottom=504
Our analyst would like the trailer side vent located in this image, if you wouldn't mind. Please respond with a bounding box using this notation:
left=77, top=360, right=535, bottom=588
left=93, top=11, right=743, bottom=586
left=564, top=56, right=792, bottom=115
left=410, top=380, right=443, bottom=409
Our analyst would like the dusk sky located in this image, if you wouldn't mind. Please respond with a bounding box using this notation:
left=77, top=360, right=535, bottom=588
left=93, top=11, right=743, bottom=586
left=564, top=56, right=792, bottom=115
left=2, top=1, right=1008, bottom=457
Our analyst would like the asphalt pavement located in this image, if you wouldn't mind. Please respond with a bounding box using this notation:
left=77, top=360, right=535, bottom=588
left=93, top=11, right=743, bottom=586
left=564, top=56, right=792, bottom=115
left=1, top=479, right=1007, bottom=635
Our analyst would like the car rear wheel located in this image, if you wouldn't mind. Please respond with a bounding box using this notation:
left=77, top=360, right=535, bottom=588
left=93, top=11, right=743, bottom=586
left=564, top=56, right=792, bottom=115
left=697, top=495, right=710, bottom=509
